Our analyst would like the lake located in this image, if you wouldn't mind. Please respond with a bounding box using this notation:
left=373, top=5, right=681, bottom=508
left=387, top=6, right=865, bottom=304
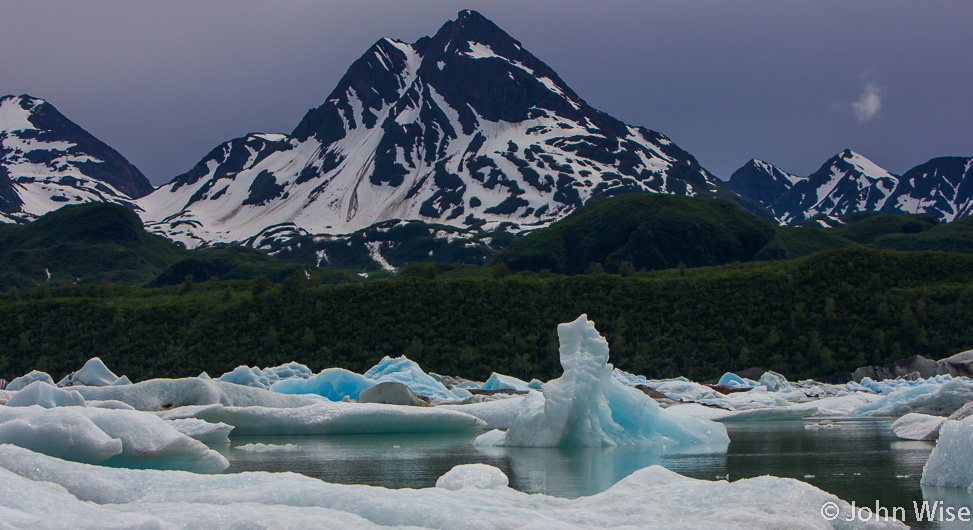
left=214, top=419, right=972, bottom=529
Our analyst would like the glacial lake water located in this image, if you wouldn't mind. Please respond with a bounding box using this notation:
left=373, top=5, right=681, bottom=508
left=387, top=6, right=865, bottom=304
left=214, top=419, right=973, bottom=530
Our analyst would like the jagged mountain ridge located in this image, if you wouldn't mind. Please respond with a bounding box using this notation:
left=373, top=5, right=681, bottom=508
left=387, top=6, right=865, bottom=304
left=138, top=10, right=746, bottom=248
left=0, top=95, right=153, bottom=223
left=729, top=149, right=973, bottom=225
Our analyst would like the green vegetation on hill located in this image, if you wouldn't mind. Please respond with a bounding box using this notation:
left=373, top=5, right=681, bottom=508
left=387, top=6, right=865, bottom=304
left=2, top=247, right=972, bottom=385
left=492, top=194, right=777, bottom=274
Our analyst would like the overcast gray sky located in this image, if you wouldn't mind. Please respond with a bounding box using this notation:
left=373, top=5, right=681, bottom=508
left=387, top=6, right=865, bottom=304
left=2, top=0, right=970, bottom=185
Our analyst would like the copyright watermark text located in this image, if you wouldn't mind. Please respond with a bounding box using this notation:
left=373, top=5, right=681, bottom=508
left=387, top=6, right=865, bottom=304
left=821, top=500, right=972, bottom=523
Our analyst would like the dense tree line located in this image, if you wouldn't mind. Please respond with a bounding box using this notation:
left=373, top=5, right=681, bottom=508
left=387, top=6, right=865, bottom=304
left=2, top=247, right=972, bottom=385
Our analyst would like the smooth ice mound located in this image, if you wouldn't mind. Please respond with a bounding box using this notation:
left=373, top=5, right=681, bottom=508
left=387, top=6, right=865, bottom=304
left=0, top=445, right=905, bottom=529
left=890, top=413, right=946, bottom=441
left=435, top=463, right=510, bottom=490
left=68, top=377, right=320, bottom=410
left=921, top=415, right=973, bottom=490
left=271, top=368, right=375, bottom=401
left=475, top=315, right=729, bottom=447
left=856, top=378, right=973, bottom=416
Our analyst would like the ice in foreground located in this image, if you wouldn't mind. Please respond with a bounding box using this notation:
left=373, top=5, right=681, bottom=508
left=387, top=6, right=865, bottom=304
left=476, top=315, right=729, bottom=447
left=921, top=415, right=973, bottom=490
left=0, top=445, right=904, bottom=529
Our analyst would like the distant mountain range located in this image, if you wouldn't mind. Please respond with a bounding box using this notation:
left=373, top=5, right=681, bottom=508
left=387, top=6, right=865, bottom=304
left=728, top=149, right=973, bottom=225
left=0, top=10, right=970, bottom=267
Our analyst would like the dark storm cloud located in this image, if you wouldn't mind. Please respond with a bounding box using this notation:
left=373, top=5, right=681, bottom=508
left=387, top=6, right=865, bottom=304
left=1, top=0, right=970, bottom=185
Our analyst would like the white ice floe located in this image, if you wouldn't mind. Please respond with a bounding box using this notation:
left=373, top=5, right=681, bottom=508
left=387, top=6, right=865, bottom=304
left=0, top=445, right=906, bottom=529
left=890, top=413, right=946, bottom=441
left=216, top=361, right=313, bottom=390
left=440, top=395, right=527, bottom=429
left=921, top=415, right=973, bottom=490
left=435, top=463, right=509, bottom=490
left=156, top=401, right=485, bottom=436
left=68, top=377, right=320, bottom=410
left=475, top=315, right=729, bottom=447
left=0, top=406, right=227, bottom=472
left=236, top=443, right=301, bottom=453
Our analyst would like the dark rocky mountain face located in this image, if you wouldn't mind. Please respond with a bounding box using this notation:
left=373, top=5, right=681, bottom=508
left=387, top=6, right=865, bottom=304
left=0, top=94, right=153, bottom=223
left=139, top=10, right=753, bottom=249
left=727, top=159, right=800, bottom=206
left=881, top=157, right=973, bottom=221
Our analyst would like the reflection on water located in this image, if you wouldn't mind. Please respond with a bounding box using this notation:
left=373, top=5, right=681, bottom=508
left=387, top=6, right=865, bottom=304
left=214, top=419, right=973, bottom=530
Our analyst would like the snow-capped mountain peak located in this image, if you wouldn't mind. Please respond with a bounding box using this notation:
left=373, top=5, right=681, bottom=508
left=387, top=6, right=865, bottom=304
left=0, top=94, right=152, bottom=223
left=139, top=10, right=740, bottom=248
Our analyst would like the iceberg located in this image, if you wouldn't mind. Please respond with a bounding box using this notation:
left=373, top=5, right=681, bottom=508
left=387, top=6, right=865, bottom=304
left=480, top=372, right=532, bottom=392
left=921, top=415, right=973, bottom=489
left=5, top=370, right=55, bottom=391
left=0, top=405, right=227, bottom=472
left=475, top=315, right=729, bottom=447
left=0, top=445, right=906, bottom=529
left=56, top=357, right=124, bottom=387
left=856, top=378, right=973, bottom=417
left=6, top=380, right=86, bottom=408
left=717, top=372, right=756, bottom=389
left=168, top=418, right=233, bottom=443
left=68, top=377, right=320, bottom=410
left=156, top=401, right=486, bottom=436
left=216, top=362, right=313, bottom=390
left=271, top=367, right=375, bottom=401
left=890, top=413, right=946, bottom=441
left=364, top=356, right=457, bottom=401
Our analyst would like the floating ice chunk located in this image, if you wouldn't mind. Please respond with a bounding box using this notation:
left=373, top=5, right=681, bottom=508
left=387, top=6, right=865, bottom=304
left=6, top=381, right=86, bottom=408
left=157, top=401, right=485, bottom=436
left=5, top=370, right=55, bottom=391
left=441, top=395, right=527, bottom=429
left=481, top=372, right=531, bottom=392
left=69, top=378, right=320, bottom=411
left=528, top=379, right=543, bottom=390
left=921, top=416, right=973, bottom=489
left=217, top=362, right=313, bottom=390
left=72, top=407, right=228, bottom=473
left=435, top=463, right=510, bottom=490
left=57, top=357, right=121, bottom=387
left=110, top=375, right=132, bottom=386
left=451, top=387, right=473, bottom=399
left=666, top=403, right=817, bottom=422
left=757, top=371, right=788, bottom=391
left=0, top=406, right=123, bottom=464
left=0, top=445, right=906, bottom=529
left=364, top=356, right=455, bottom=400
left=217, top=365, right=271, bottom=388
left=359, top=381, right=428, bottom=406
left=236, top=443, right=301, bottom=453
left=272, top=368, right=375, bottom=401
left=649, top=379, right=724, bottom=402
left=717, top=372, right=756, bottom=388
left=891, top=413, right=946, bottom=441
left=476, top=315, right=729, bottom=447
left=169, top=418, right=233, bottom=443
left=856, top=378, right=973, bottom=417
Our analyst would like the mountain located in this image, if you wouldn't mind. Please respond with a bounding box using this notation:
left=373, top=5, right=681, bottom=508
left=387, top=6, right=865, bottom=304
left=730, top=150, right=973, bottom=225
left=0, top=95, right=153, bottom=223
left=727, top=159, right=801, bottom=206
left=139, top=10, right=756, bottom=249
left=770, top=149, right=898, bottom=224
left=882, top=157, right=973, bottom=221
